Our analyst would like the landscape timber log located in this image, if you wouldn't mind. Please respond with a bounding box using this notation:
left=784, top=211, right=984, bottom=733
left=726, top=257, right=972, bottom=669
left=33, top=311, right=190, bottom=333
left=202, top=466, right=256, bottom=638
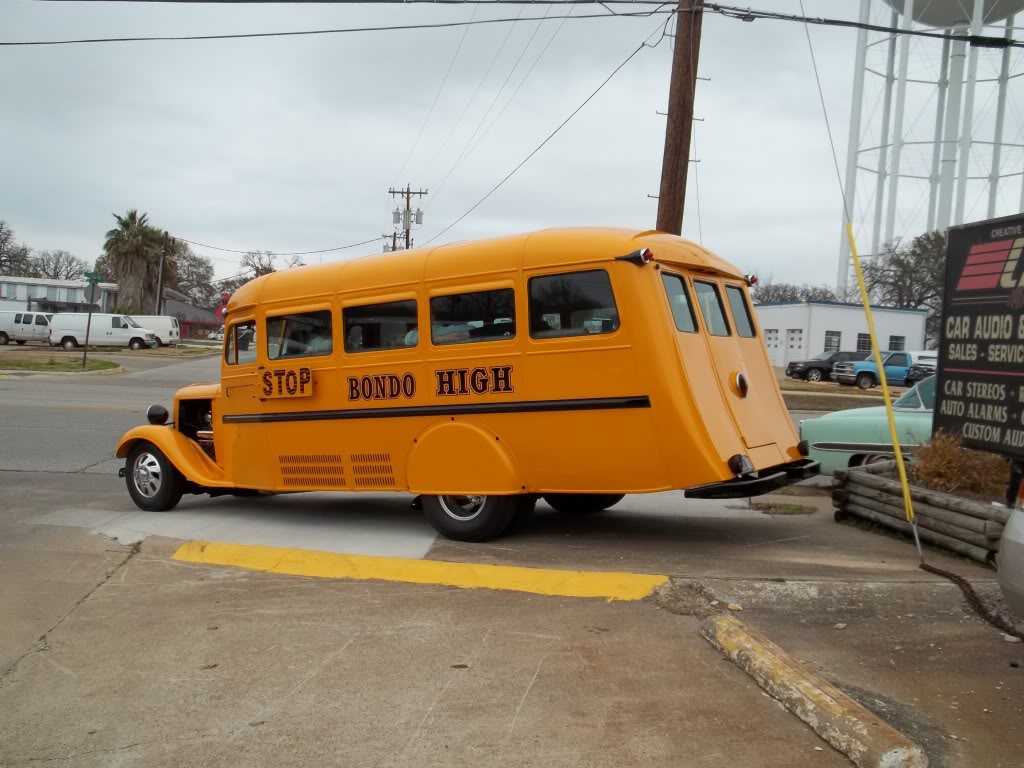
left=844, top=470, right=1009, bottom=524
left=844, top=502, right=992, bottom=562
left=841, top=483, right=1004, bottom=539
left=845, top=489, right=997, bottom=551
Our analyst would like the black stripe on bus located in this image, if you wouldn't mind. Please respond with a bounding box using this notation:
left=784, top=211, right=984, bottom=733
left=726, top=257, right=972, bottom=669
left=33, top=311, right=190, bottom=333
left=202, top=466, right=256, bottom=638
left=221, top=395, right=651, bottom=424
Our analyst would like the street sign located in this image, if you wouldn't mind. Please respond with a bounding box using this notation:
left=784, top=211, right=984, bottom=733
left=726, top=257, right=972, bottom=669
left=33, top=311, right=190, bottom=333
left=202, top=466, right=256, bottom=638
left=933, top=214, right=1024, bottom=460
left=83, top=271, right=104, bottom=284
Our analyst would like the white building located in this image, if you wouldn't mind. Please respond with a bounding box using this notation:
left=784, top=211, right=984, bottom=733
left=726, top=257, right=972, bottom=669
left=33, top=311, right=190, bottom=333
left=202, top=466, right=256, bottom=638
left=754, top=300, right=928, bottom=368
left=0, top=276, right=119, bottom=314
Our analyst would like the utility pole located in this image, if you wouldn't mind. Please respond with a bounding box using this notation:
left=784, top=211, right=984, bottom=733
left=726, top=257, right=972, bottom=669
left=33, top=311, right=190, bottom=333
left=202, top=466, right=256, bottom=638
left=382, top=231, right=400, bottom=253
left=656, top=0, right=703, bottom=236
left=155, top=231, right=172, bottom=314
left=388, top=185, right=427, bottom=250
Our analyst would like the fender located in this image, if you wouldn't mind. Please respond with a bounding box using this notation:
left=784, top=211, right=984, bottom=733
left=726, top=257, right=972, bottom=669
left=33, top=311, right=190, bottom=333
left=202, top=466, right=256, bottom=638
left=115, top=426, right=232, bottom=488
left=406, top=420, right=525, bottom=495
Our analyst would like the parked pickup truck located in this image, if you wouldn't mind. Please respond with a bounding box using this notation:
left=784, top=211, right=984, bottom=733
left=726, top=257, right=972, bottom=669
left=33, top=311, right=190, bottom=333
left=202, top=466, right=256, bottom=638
left=785, top=351, right=869, bottom=382
left=832, top=350, right=937, bottom=389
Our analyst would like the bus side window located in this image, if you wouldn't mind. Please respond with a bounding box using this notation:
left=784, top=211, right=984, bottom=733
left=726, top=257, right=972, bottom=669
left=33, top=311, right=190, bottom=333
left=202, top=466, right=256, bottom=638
left=693, top=281, right=731, bottom=337
left=661, top=273, right=697, bottom=333
left=225, top=321, right=257, bottom=365
left=724, top=285, right=756, bottom=338
left=266, top=310, right=333, bottom=360
left=430, top=288, right=515, bottom=346
left=529, top=270, right=619, bottom=338
left=343, top=300, right=417, bottom=353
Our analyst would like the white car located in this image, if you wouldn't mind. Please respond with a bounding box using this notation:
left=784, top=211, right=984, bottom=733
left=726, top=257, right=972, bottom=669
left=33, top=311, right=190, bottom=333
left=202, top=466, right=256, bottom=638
left=0, top=311, right=54, bottom=346
left=130, top=315, right=180, bottom=347
left=207, top=325, right=224, bottom=341
left=49, top=313, right=158, bottom=350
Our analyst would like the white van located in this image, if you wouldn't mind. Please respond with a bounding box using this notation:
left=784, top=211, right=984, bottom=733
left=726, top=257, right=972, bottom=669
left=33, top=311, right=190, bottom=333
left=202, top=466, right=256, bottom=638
left=0, top=311, right=54, bottom=346
left=48, top=313, right=158, bottom=350
left=130, top=315, right=180, bottom=347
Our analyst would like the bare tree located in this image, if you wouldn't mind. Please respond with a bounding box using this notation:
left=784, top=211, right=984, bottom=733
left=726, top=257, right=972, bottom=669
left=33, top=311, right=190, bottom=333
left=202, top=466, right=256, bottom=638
left=170, top=242, right=217, bottom=309
left=32, top=250, right=89, bottom=281
left=863, top=231, right=945, bottom=345
left=0, top=221, right=36, bottom=276
left=751, top=280, right=837, bottom=305
left=241, top=250, right=277, bottom=277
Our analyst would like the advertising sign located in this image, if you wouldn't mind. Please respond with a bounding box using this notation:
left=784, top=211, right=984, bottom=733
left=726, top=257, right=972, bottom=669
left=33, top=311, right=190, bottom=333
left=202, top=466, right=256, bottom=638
left=934, top=214, right=1024, bottom=460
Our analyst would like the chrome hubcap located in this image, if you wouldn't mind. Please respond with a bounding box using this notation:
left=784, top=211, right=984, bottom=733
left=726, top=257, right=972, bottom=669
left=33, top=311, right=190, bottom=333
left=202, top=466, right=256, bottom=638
left=439, top=495, right=486, bottom=521
left=133, top=452, right=162, bottom=498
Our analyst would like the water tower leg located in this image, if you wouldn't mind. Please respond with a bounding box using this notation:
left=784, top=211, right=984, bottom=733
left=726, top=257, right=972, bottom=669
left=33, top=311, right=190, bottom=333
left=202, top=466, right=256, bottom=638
left=988, top=16, right=1014, bottom=219
left=837, top=0, right=872, bottom=295
left=884, top=0, right=915, bottom=246
left=954, top=0, right=985, bottom=225
left=872, top=10, right=900, bottom=257
left=937, top=32, right=967, bottom=230
left=927, top=32, right=951, bottom=233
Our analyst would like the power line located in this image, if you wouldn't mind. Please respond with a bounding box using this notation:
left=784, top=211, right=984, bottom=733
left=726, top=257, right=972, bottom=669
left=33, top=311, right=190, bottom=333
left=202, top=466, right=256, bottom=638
left=178, top=236, right=383, bottom=256
left=393, top=3, right=479, bottom=184
left=422, top=14, right=672, bottom=246
left=0, top=9, right=673, bottom=46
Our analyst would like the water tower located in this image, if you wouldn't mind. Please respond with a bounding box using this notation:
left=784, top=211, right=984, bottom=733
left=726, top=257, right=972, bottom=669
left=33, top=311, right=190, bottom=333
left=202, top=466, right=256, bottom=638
left=837, top=0, right=1024, bottom=294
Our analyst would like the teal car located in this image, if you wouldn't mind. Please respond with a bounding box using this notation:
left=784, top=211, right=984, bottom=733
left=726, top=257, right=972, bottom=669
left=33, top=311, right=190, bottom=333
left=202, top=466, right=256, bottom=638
left=799, top=376, right=935, bottom=475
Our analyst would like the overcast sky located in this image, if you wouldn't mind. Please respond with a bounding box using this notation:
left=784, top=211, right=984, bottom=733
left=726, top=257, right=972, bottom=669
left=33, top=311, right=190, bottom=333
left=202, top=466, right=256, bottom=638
left=3, top=0, right=1024, bottom=286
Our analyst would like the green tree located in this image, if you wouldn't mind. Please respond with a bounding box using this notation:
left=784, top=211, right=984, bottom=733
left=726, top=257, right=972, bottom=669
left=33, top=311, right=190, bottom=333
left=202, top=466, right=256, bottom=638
left=864, top=231, right=945, bottom=345
left=0, top=221, right=36, bottom=276
left=102, top=210, right=174, bottom=313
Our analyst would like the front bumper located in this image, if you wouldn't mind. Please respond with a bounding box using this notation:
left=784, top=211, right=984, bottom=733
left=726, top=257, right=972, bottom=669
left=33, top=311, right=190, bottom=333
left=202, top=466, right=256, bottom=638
left=685, top=459, right=820, bottom=500
left=831, top=373, right=856, bottom=384
left=786, top=368, right=805, bottom=378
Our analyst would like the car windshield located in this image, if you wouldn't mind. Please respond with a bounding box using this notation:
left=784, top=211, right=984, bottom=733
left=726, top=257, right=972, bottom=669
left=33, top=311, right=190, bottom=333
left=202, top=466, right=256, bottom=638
left=894, top=375, right=936, bottom=410
left=813, top=352, right=832, bottom=361
left=123, top=316, right=142, bottom=328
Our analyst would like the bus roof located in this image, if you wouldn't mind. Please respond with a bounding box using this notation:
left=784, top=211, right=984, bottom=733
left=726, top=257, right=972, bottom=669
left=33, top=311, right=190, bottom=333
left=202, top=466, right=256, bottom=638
left=227, top=228, right=744, bottom=313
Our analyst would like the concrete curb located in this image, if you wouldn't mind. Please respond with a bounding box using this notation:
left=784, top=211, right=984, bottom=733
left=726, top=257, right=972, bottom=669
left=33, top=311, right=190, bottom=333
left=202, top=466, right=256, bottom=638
left=0, top=365, right=124, bottom=377
left=700, top=614, right=927, bottom=768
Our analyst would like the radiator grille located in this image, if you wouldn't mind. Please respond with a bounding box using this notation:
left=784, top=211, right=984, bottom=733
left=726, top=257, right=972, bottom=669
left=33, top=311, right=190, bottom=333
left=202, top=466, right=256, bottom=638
left=278, top=454, right=346, bottom=488
left=350, top=452, right=395, bottom=488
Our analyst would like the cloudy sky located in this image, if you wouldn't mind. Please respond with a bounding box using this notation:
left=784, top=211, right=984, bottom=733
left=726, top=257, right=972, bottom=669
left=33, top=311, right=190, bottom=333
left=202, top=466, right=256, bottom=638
left=3, top=0, right=1024, bottom=287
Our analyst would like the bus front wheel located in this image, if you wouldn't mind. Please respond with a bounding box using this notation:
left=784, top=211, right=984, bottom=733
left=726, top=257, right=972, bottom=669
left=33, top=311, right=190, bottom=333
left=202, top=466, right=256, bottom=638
left=125, top=442, right=184, bottom=512
left=422, top=494, right=520, bottom=542
left=543, top=493, right=625, bottom=515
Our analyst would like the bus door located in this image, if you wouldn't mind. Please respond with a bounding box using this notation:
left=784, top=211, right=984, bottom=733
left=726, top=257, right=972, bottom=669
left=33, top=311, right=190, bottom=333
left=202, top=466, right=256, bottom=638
left=689, top=278, right=780, bottom=450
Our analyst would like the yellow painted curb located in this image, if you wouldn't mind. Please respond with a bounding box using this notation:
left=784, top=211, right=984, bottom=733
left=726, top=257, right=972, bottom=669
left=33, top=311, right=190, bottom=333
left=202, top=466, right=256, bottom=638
left=173, top=540, right=668, bottom=601
left=701, top=615, right=927, bottom=768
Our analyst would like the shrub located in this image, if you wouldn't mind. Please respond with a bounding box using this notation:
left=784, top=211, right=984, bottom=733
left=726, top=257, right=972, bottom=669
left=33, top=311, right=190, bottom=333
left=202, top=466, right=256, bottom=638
left=910, top=432, right=1010, bottom=501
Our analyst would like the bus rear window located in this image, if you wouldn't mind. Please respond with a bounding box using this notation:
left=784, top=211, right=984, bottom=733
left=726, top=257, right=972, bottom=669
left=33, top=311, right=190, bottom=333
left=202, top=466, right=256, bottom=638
left=661, top=273, right=697, bottom=333
left=725, top=285, right=756, bottom=338
left=430, top=288, right=515, bottom=346
left=693, top=281, right=730, bottom=337
left=343, top=300, right=417, bottom=353
left=529, top=270, right=619, bottom=338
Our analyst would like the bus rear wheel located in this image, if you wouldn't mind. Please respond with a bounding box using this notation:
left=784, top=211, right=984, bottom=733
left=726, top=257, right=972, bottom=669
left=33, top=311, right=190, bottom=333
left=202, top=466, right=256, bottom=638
left=125, top=442, right=184, bottom=512
left=543, top=493, right=625, bottom=514
left=422, top=494, right=520, bottom=542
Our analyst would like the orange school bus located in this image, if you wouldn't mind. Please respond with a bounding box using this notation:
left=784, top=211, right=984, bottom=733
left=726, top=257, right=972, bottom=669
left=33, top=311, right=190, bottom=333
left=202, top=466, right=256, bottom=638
left=115, top=228, right=817, bottom=541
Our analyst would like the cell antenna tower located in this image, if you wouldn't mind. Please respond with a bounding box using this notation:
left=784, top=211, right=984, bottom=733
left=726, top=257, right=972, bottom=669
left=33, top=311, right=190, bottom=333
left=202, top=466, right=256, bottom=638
left=837, top=0, right=1024, bottom=294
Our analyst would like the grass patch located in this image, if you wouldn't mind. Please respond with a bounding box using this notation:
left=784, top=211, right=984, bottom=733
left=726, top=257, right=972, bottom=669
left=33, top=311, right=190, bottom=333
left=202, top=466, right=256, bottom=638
left=763, top=484, right=830, bottom=498
left=0, top=357, right=118, bottom=372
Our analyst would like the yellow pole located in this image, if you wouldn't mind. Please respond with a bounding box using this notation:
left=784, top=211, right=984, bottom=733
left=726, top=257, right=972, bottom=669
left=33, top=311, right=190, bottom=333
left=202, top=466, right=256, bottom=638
left=845, top=224, right=917, bottom=532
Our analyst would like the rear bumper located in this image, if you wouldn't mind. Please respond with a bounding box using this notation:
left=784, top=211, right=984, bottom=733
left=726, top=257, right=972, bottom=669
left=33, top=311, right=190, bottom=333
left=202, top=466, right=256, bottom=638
left=685, top=459, right=820, bottom=500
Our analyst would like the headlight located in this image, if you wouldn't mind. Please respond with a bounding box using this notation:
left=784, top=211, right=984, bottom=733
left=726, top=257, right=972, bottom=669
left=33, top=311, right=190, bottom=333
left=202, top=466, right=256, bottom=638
left=145, top=333, right=155, bottom=339
left=793, top=363, right=804, bottom=368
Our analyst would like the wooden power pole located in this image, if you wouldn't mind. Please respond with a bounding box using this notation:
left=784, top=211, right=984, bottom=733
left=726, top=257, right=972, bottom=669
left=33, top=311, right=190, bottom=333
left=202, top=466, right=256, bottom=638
left=656, top=0, right=703, bottom=236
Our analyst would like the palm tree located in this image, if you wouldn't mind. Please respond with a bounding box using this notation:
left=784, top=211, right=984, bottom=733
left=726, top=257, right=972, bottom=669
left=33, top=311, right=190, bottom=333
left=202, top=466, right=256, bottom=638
left=103, top=210, right=164, bottom=313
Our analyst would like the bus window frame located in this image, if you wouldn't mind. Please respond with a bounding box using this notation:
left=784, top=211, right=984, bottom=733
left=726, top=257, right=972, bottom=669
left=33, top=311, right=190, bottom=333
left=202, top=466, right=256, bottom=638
left=264, top=303, right=336, bottom=362
left=723, top=283, right=758, bottom=339
left=525, top=267, right=622, bottom=341
left=427, top=279, right=518, bottom=349
left=340, top=292, right=420, bottom=356
left=223, top=316, right=258, bottom=367
left=660, top=271, right=700, bottom=335
left=692, top=279, right=732, bottom=338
